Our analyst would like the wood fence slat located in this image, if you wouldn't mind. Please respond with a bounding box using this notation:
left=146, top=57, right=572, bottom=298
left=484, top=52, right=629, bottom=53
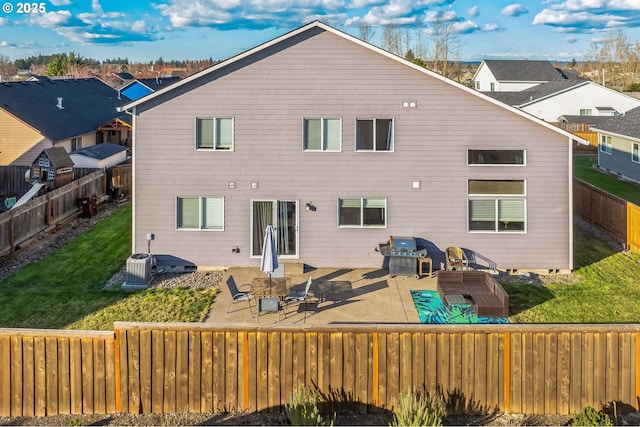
left=343, top=332, right=355, bottom=411
left=162, top=330, right=176, bottom=413
left=151, top=330, right=164, bottom=414
left=188, top=331, right=201, bottom=413
left=21, top=337, right=34, bottom=417
left=139, top=330, right=152, bottom=413
left=570, top=333, right=582, bottom=414
left=386, top=333, right=399, bottom=410
left=44, top=337, right=58, bottom=416
left=126, top=331, right=140, bottom=414
left=80, top=338, right=94, bottom=414
left=33, top=337, right=46, bottom=417
left=437, top=333, right=449, bottom=405
left=411, top=332, right=424, bottom=394
left=200, top=331, right=213, bottom=413
left=267, top=331, right=281, bottom=411
left=582, top=333, right=594, bottom=409
left=606, top=332, right=619, bottom=405
left=425, top=333, right=437, bottom=394
left=223, top=332, right=237, bottom=412
left=105, top=336, right=116, bottom=414
left=377, top=333, right=387, bottom=410
left=620, top=333, right=632, bottom=404
left=0, top=336, right=9, bottom=416
left=544, top=333, right=557, bottom=415
left=462, top=333, right=475, bottom=407
left=70, top=337, right=82, bottom=415
left=255, top=331, right=268, bottom=412
left=93, top=339, right=106, bottom=414
left=355, top=332, right=368, bottom=413
left=292, top=332, right=306, bottom=391
left=305, top=332, right=318, bottom=392
left=510, top=333, right=522, bottom=414
left=474, top=333, right=487, bottom=411
left=522, top=333, right=534, bottom=415
left=176, top=331, right=189, bottom=412
left=58, top=338, right=71, bottom=415
left=281, top=332, right=293, bottom=408
left=449, top=332, right=462, bottom=406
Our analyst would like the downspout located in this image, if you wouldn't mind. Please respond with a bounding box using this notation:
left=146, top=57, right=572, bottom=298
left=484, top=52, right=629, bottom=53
left=123, top=107, right=137, bottom=254
left=568, top=136, right=574, bottom=271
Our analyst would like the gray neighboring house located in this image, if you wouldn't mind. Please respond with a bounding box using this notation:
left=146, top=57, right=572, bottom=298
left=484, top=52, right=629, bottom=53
left=592, top=107, right=640, bottom=183
left=122, top=21, right=585, bottom=272
left=472, top=59, right=576, bottom=92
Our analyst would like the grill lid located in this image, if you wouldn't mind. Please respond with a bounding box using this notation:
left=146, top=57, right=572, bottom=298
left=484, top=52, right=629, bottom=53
left=389, top=236, right=416, bottom=251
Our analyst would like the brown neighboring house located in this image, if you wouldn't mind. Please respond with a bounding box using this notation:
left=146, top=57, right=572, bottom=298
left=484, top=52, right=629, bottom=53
left=121, top=21, right=585, bottom=272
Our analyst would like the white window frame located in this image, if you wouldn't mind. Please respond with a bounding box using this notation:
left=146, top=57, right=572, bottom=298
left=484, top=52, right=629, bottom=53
left=337, top=198, right=387, bottom=228
left=176, top=196, right=225, bottom=231
left=467, top=149, right=526, bottom=166
left=195, top=117, right=234, bottom=151
left=355, top=118, right=394, bottom=152
left=467, top=180, right=526, bottom=233
left=580, top=109, right=592, bottom=116
left=600, top=135, right=612, bottom=155
left=302, top=118, right=342, bottom=151
left=632, top=142, right=640, bottom=164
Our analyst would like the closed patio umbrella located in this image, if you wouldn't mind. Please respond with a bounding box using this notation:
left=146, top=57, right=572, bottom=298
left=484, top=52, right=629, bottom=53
left=260, top=224, right=278, bottom=287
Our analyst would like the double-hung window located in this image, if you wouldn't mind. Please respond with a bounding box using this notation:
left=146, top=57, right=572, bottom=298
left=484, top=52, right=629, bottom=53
left=196, top=117, right=234, bottom=150
left=356, top=118, right=393, bottom=151
left=468, top=180, right=526, bottom=233
left=632, top=142, right=639, bottom=164
left=468, top=149, right=525, bottom=165
left=177, top=197, right=224, bottom=230
left=338, top=198, right=386, bottom=227
left=600, top=135, right=612, bottom=155
left=303, top=118, right=341, bottom=151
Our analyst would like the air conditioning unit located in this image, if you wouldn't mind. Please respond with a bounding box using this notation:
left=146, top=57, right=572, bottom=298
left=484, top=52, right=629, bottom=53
left=124, top=253, right=153, bottom=289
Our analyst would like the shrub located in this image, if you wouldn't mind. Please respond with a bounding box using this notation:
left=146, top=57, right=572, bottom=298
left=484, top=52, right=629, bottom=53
left=284, top=386, right=334, bottom=426
left=390, top=389, right=446, bottom=426
left=572, top=406, right=613, bottom=426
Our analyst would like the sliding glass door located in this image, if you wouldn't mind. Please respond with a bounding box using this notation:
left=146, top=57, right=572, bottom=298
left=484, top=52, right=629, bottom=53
left=251, top=200, right=298, bottom=258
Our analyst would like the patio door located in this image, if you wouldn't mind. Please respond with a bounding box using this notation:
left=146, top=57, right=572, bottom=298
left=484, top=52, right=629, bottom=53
left=251, top=200, right=299, bottom=258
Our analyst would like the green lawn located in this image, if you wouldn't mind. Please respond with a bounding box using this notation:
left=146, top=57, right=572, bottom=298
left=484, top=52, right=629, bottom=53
left=574, top=155, right=640, bottom=205
left=0, top=203, right=215, bottom=330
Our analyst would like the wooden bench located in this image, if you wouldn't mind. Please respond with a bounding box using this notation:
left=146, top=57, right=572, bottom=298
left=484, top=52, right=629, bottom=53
left=437, top=271, right=509, bottom=318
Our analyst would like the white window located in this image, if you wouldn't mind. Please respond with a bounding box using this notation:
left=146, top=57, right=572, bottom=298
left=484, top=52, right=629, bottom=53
left=580, top=109, right=592, bottom=116
left=338, top=198, right=386, bottom=227
left=303, top=118, right=341, bottom=151
left=356, top=118, right=393, bottom=151
left=600, top=135, right=612, bottom=155
left=71, top=137, right=82, bottom=151
left=196, top=117, right=233, bottom=150
left=468, top=180, right=526, bottom=233
left=633, top=143, right=640, bottom=164
left=177, top=197, right=224, bottom=230
left=468, top=149, right=525, bottom=166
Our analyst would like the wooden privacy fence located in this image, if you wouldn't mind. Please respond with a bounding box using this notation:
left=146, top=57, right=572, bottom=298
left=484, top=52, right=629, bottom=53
left=2, top=322, right=640, bottom=418
left=0, top=170, right=106, bottom=257
left=574, top=178, right=640, bottom=253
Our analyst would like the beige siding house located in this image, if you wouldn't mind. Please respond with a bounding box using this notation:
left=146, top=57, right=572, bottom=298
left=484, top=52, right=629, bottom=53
left=123, top=21, right=583, bottom=272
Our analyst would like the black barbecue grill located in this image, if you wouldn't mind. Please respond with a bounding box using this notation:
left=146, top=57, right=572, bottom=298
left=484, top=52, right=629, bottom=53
left=381, top=236, right=427, bottom=278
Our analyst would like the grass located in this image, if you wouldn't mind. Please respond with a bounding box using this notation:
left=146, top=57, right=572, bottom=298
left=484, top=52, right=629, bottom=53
left=0, top=202, right=216, bottom=330
left=573, top=155, right=640, bottom=205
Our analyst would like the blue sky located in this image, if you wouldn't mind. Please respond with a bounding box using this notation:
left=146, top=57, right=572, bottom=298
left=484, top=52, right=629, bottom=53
left=0, top=0, right=639, bottom=63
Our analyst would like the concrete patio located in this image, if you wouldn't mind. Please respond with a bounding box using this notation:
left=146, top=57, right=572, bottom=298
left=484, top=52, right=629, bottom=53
left=205, top=266, right=439, bottom=325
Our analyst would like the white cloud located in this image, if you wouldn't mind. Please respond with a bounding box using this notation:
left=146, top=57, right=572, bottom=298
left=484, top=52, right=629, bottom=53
left=0, top=17, right=6, bottom=26
left=468, top=6, right=478, bottom=18
left=483, top=22, right=500, bottom=31
left=501, top=4, right=529, bottom=17
left=451, top=20, right=478, bottom=33
left=49, top=0, right=71, bottom=5
left=27, top=11, right=73, bottom=28
left=424, top=10, right=458, bottom=23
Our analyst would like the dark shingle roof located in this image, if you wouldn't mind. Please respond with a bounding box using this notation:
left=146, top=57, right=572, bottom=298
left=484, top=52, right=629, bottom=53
left=0, top=78, right=127, bottom=142
left=557, top=115, right=613, bottom=125
left=482, top=80, right=588, bottom=106
left=592, top=106, right=640, bottom=139
left=43, top=146, right=73, bottom=168
left=70, top=142, right=128, bottom=160
left=483, top=60, right=566, bottom=82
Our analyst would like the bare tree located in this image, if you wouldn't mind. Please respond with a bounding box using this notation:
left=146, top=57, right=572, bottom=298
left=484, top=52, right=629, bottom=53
left=428, top=18, right=461, bottom=77
left=587, top=29, right=640, bottom=90
left=358, top=20, right=375, bottom=43
left=0, top=55, right=17, bottom=82
left=381, top=23, right=403, bottom=56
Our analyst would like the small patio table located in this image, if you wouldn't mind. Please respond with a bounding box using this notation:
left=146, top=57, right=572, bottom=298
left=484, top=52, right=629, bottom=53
left=250, top=277, right=291, bottom=298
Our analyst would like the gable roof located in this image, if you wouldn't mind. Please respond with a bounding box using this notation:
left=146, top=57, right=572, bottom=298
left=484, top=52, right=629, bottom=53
left=483, top=80, right=588, bottom=106
left=0, top=78, right=127, bottom=142
left=41, top=146, right=73, bottom=168
left=121, top=21, right=585, bottom=144
left=480, top=59, right=566, bottom=82
left=592, top=106, right=640, bottom=140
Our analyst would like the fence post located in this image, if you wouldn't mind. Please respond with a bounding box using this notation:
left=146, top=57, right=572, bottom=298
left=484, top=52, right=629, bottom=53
left=504, top=332, right=510, bottom=413
left=9, top=210, right=15, bottom=255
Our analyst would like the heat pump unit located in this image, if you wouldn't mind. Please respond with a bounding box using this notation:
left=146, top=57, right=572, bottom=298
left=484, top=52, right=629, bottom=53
left=125, top=253, right=153, bottom=288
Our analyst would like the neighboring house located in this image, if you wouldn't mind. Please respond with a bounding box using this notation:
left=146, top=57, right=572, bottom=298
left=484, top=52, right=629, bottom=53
left=70, top=142, right=128, bottom=169
left=472, top=59, right=577, bottom=92
left=484, top=80, right=640, bottom=123
left=116, top=76, right=182, bottom=101
left=30, top=146, right=74, bottom=189
left=121, top=21, right=585, bottom=272
left=592, top=107, right=640, bottom=183
left=0, top=78, right=129, bottom=166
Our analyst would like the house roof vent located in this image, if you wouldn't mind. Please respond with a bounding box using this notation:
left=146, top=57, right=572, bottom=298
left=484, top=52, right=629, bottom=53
left=56, top=97, right=64, bottom=110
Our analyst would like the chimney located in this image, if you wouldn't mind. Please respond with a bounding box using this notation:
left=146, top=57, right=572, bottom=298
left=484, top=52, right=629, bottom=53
left=56, top=97, right=64, bottom=109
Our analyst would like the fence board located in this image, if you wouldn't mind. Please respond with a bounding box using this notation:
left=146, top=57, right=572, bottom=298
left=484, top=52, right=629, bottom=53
left=628, top=203, right=640, bottom=253
left=176, top=331, right=189, bottom=412
left=200, top=331, right=214, bottom=412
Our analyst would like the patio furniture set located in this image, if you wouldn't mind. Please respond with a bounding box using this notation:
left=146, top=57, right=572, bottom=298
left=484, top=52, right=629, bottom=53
left=437, top=270, right=509, bottom=318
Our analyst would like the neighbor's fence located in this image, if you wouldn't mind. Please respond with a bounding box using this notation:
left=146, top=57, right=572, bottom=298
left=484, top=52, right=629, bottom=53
left=574, top=178, right=640, bottom=253
left=0, top=166, right=101, bottom=199
left=1, top=322, right=640, bottom=418
left=0, top=170, right=106, bottom=257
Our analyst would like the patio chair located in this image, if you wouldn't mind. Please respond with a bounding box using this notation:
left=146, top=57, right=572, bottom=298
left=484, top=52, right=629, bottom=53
left=284, top=274, right=315, bottom=322
left=225, top=277, right=254, bottom=314
left=446, top=246, right=469, bottom=271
